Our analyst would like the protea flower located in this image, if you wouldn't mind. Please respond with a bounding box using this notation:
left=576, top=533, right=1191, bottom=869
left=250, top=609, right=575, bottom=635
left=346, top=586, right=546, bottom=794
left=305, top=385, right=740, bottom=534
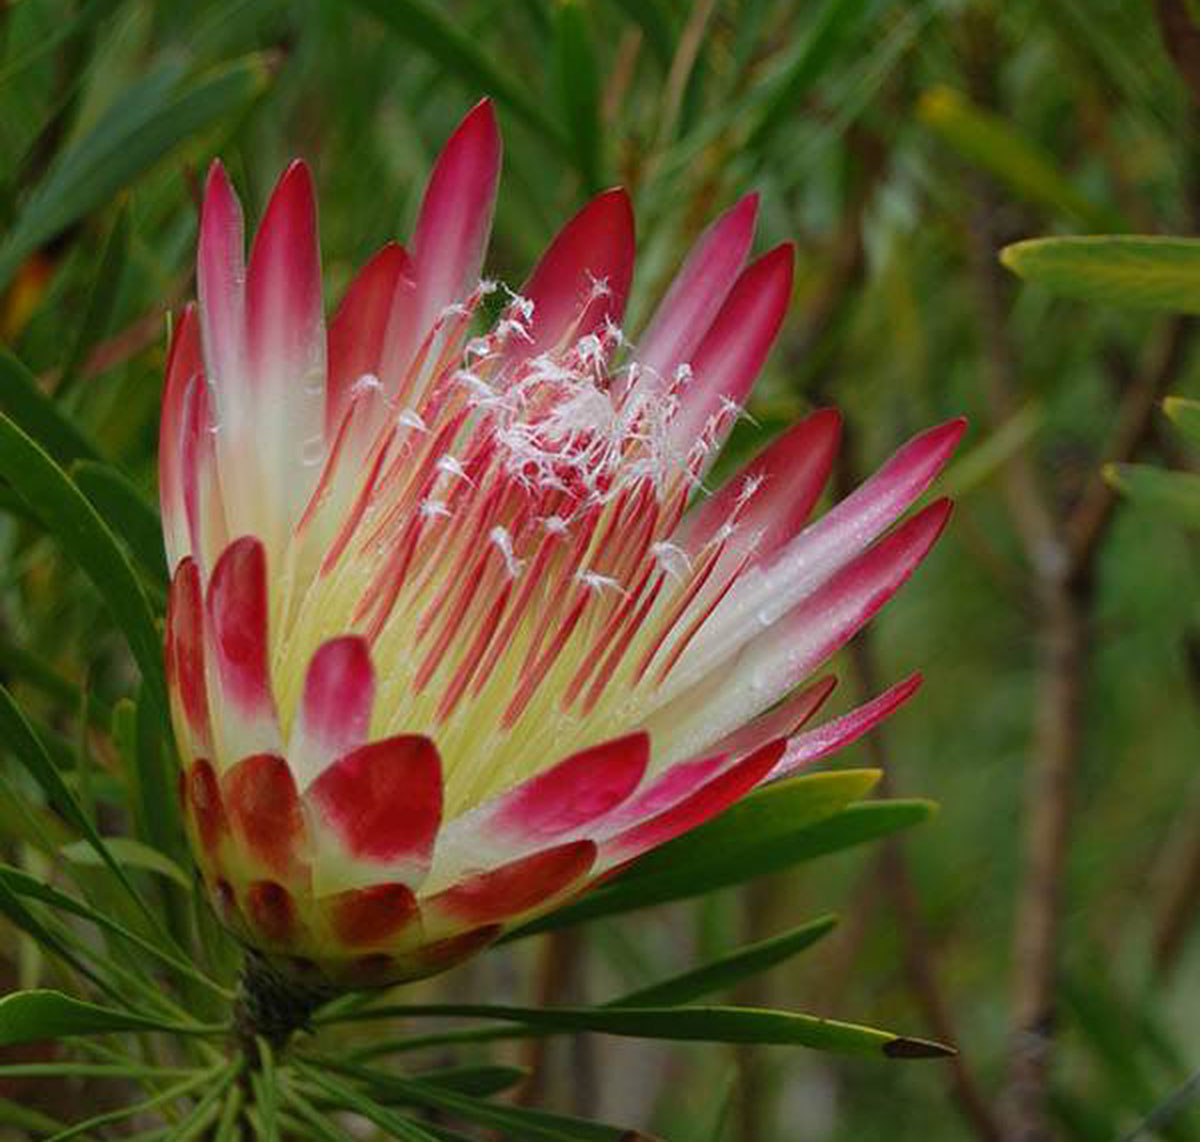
left=162, top=100, right=962, bottom=991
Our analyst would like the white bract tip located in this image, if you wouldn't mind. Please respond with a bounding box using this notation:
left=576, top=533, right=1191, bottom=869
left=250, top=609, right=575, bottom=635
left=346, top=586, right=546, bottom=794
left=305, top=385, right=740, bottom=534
left=436, top=455, right=474, bottom=485
left=397, top=407, right=428, bottom=432
left=489, top=525, right=524, bottom=577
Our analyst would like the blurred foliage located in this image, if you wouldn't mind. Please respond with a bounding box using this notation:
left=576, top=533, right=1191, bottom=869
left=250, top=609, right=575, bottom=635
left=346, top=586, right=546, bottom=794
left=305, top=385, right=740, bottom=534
left=1, top=0, right=1200, bottom=1139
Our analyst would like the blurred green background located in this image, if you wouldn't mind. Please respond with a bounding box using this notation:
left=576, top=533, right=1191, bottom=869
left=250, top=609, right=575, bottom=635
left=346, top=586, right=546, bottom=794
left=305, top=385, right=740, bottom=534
left=3, top=0, right=1200, bottom=1138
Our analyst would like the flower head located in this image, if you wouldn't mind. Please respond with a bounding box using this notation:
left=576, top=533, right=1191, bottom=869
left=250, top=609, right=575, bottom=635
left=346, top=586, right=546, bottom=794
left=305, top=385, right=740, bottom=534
left=162, top=100, right=962, bottom=986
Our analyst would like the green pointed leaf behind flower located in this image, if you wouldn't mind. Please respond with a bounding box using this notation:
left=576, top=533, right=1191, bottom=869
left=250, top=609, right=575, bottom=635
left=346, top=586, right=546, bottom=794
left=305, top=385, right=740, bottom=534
left=55, top=207, right=130, bottom=401
left=314, top=1004, right=949, bottom=1058
left=609, top=914, right=838, bottom=1008
left=60, top=837, right=190, bottom=889
left=0, top=412, right=167, bottom=725
left=0, top=990, right=221, bottom=1046
left=0, top=55, right=270, bottom=291
left=1001, top=237, right=1200, bottom=312
left=73, top=460, right=169, bottom=591
left=920, top=86, right=1119, bottom=229
left=510, top=770, right=911, bottom=937
left=1105, top=463, right=1200, bottom=529
left=0, top=862, right=230, bottom=998
left=346, top=0, right=563, bottom=146
left=0, top=348, right=100, bottom=466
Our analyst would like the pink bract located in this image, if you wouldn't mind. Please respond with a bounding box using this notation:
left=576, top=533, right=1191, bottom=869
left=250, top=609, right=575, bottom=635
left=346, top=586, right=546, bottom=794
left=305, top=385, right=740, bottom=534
left=162, top=99, right=963, bottom=985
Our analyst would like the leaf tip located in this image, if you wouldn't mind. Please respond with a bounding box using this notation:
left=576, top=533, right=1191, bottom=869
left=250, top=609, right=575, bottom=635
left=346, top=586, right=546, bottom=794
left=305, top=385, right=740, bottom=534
left=883, top=1035, right=956, bottom=1060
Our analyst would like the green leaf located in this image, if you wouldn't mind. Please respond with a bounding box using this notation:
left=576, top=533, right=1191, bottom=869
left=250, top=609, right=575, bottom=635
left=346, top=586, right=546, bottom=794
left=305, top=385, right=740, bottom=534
left=160, top=1063, right=239, bottom=1142
left=38, top=1065, right=223, bottom=1142
left=621, top=769, right=883, bottom=882
left=0, top=863, right=230, bottom=998
left=0, top=683, right=158, bottom=923
left=347, top=0, right=562, bottom=146
left=301, top=1059, right=632, bottom=1141
left=136, top=680, right=184, bottom=861
left=61, top=837, right=190, bottom=889
left=252, top=1038, right=279, bottom=1142
left=606, top=0, right=673, bottom=69
left=554, top=0, right=602, bottom=192
left=0, top=349, right=100, bottom=466
left=294, top=1066, right=441, bottom=1142
left=0, top=990, right=223, bottom=1046
left=1164, top=396, right=1200, bottom=448
left=748, top=0, right=869, bottom=150
left=213, top=1083, right=244, bottom=1142
left=317, top=1003, right=948, bottom=1058
left=55, top=207, right=129, bottom=401
left=72, top=460, right=168, bottom=590
left=0, top=874, right=112, bottom=997
left=509, top=770, right=894, bottom=936
left=0, top=56, right=270, bottom=291
left=0, top=1096, right=65, bottom=1135
left=283, top=1085, right=378, bottom=1142
left=610, top=915, right=838, bottom=1008
left=1106, top=462, right=1200, bottom=528
left=0, top=412, right=167, bottom=725
left=410, top=1064, right=528, bottom=1098
left=919, top=87, right=1119, bottom=230
left=1001, top=236, right=1200, bottom=313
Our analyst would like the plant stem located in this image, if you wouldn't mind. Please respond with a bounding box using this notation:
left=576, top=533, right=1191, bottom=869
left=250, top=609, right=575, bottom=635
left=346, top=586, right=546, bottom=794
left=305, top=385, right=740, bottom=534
left=232, top=951, right=338, bottom=1062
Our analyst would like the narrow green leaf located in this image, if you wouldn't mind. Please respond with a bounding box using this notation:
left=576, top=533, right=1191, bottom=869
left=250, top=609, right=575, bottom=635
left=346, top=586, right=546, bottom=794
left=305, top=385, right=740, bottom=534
left=160, top=1063, right=239, bottom=1142
left=555, top=0, right=602, bottom=192
left=295, top=1066, right=441, bottom=1142
left=347, top=0, right=562, bottom=145
left=252, top=1039, right=279, bottom=1142
left=920, top=87, right=1119, bottom=229
left=73, top=460, right=168, bottom=589
left=0, top=349, right=99, bottom=466
left=40, top=1065, right=222, bottom=1142
left=1105, top=463, right=1200, bottom=528
left=61, top=837, right=190, bottom=888
left=283, top=1085, right=374, bottom=1142
left=0, top=1063, right=195, bottom=1079
left=1002, top=236, right=1200, bottom=312
left=606, top=0, right=673, bottom=69
left=509, top=771, right=894, bottom=936
left=0, top=1096, right=65, bottom=1135
left=0, top=875, right=112, bottom=996
left=301, top=1059, right=629, bottom=1141
left=1164, top=396, right=1200, bottom=447
left=0, top=863, right=231, bottom=999
left=316, top=1003, right=947, bottom=1058
left=0, top=990, right=224, bottom=1046
left=610, top=915, right=838, bottom=1008
left=0, top=413, right=167, bottom=724
left=0, top=683, right=159, bottom=923
left=620, top=769, right=883, bottom=882
left=55, top=207, right=129, bottom=401
left=410, top=1064, right=528, bottom=1097
left=0, top=56, right=271, bottom=290
left=748, top=0, right=869, bottom=150
left=213, top=1083, right=244, bottom=1142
